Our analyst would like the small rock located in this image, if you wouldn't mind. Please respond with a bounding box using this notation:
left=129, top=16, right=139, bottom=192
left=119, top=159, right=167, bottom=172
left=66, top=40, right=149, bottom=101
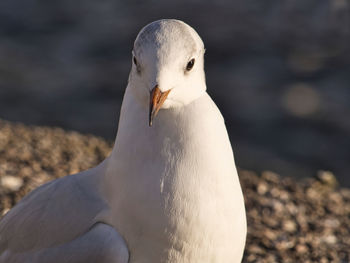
left=316, top=170, right=338, bottom=188
left=0, top=176, right=23, bottom=191
left=296, top=244, right=308, bottom=254
left=324, top=218, right=340, bottom=228
left=1, top=208, right=10, bottom=216
left=248, top=244, right=264, bottom=254
left=283, top=220, right=297, bottom=233
left=323, top=235, right=337, bottom=245
left=257, top=182, right=268, bottom=195
left=261, top=171, right=280, bottom=184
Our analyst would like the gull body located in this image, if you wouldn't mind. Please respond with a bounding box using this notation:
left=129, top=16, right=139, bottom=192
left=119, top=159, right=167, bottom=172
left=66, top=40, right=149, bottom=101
left=0, top=19, right=246, bottom=263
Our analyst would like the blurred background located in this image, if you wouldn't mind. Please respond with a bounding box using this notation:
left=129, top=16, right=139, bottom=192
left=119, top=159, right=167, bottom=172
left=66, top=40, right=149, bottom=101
left=0, top=0, right=349, bottom=185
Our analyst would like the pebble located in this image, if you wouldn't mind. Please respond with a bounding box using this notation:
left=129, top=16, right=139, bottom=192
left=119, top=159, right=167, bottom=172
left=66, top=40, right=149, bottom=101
left=0, top=176, right=23, bottom=191
left=283, top=220, right=297, bottom=232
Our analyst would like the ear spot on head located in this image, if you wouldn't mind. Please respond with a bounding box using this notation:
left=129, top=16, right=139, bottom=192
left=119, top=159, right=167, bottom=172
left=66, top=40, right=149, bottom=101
left=132, top=54, right=141, bottom=74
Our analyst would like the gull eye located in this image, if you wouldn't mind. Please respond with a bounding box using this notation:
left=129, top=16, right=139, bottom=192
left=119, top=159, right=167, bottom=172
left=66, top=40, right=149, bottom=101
left=186, top=58, right=195, bottom=71
left=133, top=56, right=138, bottom=66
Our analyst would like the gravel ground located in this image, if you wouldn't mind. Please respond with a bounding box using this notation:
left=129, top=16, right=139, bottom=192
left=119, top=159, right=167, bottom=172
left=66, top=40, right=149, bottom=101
left=0, top=119, right=349, bottom=263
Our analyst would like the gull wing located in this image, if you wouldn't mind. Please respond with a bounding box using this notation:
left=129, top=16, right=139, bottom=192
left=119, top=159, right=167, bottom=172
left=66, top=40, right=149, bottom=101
left=0, top=167, right=128, bottom=262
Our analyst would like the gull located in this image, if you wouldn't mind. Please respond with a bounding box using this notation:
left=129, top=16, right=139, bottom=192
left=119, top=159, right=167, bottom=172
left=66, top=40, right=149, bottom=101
left=0, top=19, right=246, bottom=263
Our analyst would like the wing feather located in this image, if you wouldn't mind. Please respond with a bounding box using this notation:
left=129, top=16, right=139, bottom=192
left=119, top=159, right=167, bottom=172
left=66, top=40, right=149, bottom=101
left=0, top=168, right=107, bottom=254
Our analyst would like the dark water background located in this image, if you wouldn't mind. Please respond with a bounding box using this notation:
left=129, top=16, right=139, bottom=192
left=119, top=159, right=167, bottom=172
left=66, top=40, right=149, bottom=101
left=0, top=1, right=349, bottom=185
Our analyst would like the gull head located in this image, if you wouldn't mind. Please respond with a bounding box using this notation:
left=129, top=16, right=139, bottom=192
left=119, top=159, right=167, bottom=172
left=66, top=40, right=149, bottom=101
left=129, top=19, right=206, bottom=126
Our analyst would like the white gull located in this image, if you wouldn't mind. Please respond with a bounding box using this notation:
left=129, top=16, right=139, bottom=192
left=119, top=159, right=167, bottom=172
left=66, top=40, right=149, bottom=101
left=0, top=19, right=247, bottom=263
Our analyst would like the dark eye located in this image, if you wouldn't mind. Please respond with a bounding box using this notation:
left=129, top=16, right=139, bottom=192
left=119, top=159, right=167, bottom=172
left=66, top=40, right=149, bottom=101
left=186, top=58, right=195, bottom=71
left=133, top=56, right=138, bottom=66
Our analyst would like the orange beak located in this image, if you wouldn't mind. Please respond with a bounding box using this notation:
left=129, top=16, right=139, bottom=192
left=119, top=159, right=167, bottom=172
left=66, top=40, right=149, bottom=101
left=149, top=85, right=171, bottom=126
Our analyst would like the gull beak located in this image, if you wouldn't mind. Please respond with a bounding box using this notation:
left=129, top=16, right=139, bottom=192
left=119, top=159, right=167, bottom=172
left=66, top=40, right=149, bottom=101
left=149, top=85, right=171, bottom=127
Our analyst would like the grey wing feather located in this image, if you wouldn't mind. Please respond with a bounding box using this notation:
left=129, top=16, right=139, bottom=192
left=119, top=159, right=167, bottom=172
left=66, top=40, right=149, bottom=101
left=0, top=168, right=110, bottom=256
left=0, top=223, right=129, bottom=263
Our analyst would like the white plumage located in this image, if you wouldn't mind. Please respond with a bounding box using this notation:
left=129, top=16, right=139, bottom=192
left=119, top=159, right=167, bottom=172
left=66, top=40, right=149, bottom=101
left=0, top=19, right=246, bottom=263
